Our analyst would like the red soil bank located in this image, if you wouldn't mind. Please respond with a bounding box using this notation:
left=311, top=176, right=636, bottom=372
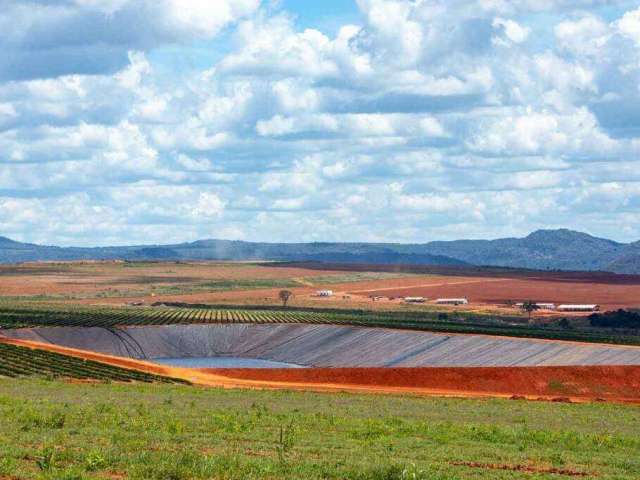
left=204, top=366, right=640, bottom=403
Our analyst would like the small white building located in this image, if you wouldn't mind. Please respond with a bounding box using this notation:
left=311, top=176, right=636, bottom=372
left=404, top=297, right=426, bottom=303
left=557, top=304, right=600, bottom=312
left=315, top=290, right=334, bottom=297
left=436, top=298, right=469, bottom=305
left=515, top=302, right=556, bottom=310
left=536, top=303, right=556, bottom=310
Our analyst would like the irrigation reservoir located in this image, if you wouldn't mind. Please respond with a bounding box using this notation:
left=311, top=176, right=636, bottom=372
left=4, top=323, right=640, bottom=403
left=5, top=323, right=640, bottom=367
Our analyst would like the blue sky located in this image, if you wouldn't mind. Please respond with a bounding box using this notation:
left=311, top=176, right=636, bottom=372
left=1, top=0, right=640, bottom=246
left=281, top=0, right=361, bottom=32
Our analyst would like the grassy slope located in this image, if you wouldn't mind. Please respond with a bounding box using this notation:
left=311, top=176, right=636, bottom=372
left=0, top=379, right=638, bottom=479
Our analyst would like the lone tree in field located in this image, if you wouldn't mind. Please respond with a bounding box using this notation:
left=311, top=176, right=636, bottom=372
left=521, top=300, right=540, bottom=323
left=279, top=290, right=293, bottom=307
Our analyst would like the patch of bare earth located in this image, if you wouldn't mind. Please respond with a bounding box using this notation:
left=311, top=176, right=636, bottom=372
left=450, top=461, right=593, bottom=477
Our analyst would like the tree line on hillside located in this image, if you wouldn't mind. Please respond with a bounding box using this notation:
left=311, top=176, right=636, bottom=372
left=589, top=309, right=640, bottom=329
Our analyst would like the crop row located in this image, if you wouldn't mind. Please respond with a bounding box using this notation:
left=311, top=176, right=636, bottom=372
left=0, top=305, right=339, bottom=329
left=0, top=342, right=189, bottom=384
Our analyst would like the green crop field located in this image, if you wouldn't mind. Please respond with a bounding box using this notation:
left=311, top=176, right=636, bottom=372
left=0, top=379, right=638, bottom=479
left=0, top=343, right=188, bottom=385
left=2, top=301, right=640, bottom=346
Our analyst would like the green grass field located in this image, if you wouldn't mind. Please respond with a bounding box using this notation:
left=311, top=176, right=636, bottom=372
left=0, top=379, right=638, bottom=479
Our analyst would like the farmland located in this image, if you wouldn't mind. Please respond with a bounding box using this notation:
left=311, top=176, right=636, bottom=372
left=0, top=378, right=639, bottom=479
left=2, top=301, right=640, bottom=345
left=1, top=260, right=640, bottom=479
left=0, top=342, right=186, bottom=384
left=350, top=275, right=640, bottom=313
left=0, top=261, right=414, bottom=302
left=2, top=260, right=640, bottom=316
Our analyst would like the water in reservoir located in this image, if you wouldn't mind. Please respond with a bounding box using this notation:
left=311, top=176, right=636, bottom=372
left=153, top=357, right=305, bottom=369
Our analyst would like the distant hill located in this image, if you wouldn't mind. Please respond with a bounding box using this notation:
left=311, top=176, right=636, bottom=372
left=422, top=229, right=630, bottom=271
left=1, top=229, right=640, bottom=273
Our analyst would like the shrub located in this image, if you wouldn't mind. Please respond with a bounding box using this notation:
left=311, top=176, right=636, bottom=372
left=558, top=318, right=571, bottom=329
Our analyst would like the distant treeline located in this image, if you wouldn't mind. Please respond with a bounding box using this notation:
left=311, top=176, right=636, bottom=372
left=590, top=309, right=640, bottom=329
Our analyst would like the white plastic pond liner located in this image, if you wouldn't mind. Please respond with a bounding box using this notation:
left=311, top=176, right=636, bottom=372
left=5, top=323, right=640, bottom=367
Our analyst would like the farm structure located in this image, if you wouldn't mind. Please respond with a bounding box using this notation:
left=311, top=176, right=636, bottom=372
left=436, top=298, right=469, bottom=305
left=315, top=290, right=334, bottom=297
left=404, top=297, right=426, bottom=303
left=557, top=304, right=600, bottom=312
left=515, top=302, right=556, bottom=310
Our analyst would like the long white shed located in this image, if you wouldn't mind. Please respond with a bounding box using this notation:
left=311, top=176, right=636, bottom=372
left=436, top=298, right=469, bottom=305
left=557, top=304, right=600, bottom=312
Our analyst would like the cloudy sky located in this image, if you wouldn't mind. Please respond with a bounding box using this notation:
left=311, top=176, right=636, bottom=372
left=1, top=0, right=640, bottom=246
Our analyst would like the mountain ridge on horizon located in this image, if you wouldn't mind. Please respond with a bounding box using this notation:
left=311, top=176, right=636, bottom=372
left=1, top=229, right=640, bottom=274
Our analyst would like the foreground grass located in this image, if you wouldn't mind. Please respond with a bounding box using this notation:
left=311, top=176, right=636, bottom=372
left=0, top=379, right=639, bottom=479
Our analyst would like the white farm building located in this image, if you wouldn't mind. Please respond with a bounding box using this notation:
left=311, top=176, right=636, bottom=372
left=515, top=302, right=556, bottom=310
left=557, top=304, right=600, bottom=312
left=315, top=290, right=334, bottom=297
left=404, top=297, right=426, bottom=303
left=436, top=298, right=469, bottom=305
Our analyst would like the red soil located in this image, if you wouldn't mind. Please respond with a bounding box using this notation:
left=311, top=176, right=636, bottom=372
left=450, top=461, right=591, bottom=477
left=351, top=276, right=640, bottom=311
left=6, top=260, right=638, bottom=315
left=203, top=365, right=640, bottom=403
left=100, top=270, right=640, bottom=314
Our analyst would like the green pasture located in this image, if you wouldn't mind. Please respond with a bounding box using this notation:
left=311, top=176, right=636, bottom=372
left=0, top=379, right=638, bottom=479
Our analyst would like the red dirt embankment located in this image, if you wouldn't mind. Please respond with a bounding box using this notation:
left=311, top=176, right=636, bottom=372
left=203, top=365, right=640, bottom=403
